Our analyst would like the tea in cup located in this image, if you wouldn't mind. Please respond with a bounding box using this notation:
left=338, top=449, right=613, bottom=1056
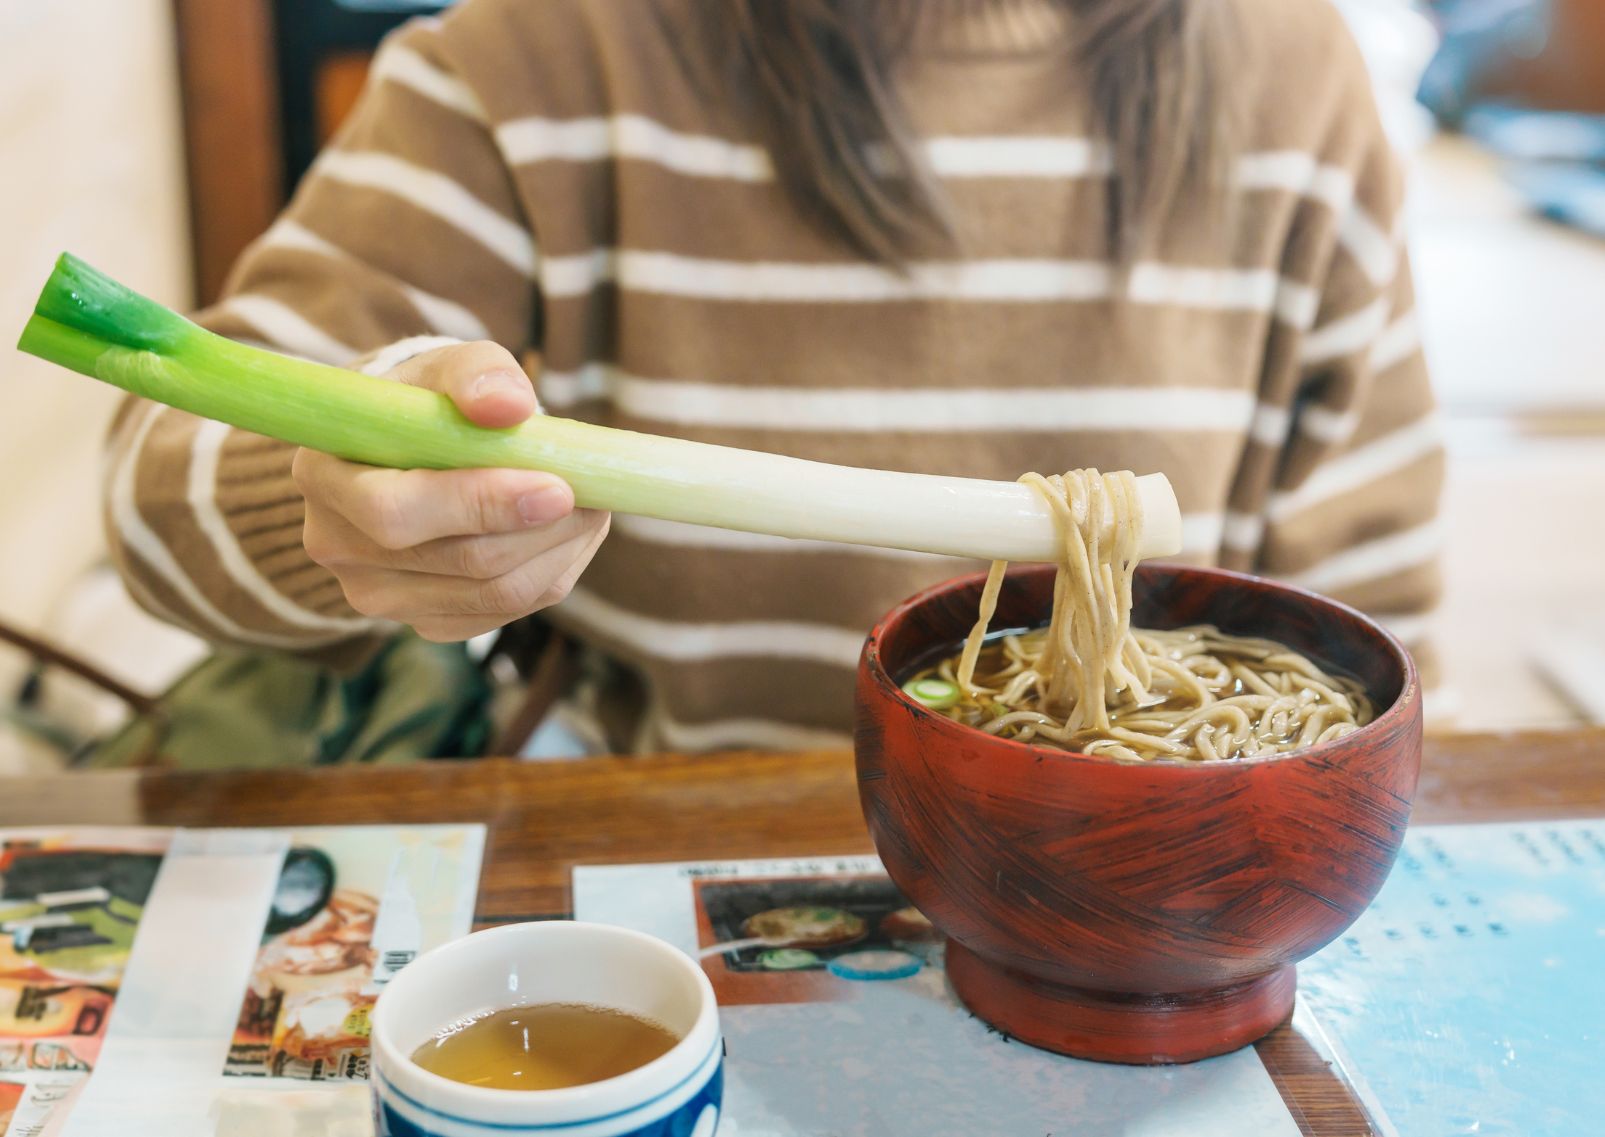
left=371, top=921, right=722, bottom=1136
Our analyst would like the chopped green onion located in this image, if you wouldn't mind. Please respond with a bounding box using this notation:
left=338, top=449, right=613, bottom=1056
left=903, top=677, right=961, bottom=710
left=16, top=254, right=1182, bottom=562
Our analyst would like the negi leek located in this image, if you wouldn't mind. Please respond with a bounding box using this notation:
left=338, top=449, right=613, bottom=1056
left=17, top=254, right=1181, bottom=562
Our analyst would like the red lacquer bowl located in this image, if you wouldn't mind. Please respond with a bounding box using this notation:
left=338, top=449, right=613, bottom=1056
left=855, top=563, right=1421, bottom=1064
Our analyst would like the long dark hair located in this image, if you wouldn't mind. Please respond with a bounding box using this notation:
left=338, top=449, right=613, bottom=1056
left=706, top=1, right=1236, bottom=265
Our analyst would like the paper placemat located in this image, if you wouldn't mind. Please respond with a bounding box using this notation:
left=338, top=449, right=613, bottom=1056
left=0, top=824, right=484, bottom=1137
left=575, top=855, right=1304, bottom=1137
left=1301, top=820, right=1605, bottom=1137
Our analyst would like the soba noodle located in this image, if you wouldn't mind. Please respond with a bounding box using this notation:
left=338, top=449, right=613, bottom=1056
left=906, top=469, right=1374, bottom=762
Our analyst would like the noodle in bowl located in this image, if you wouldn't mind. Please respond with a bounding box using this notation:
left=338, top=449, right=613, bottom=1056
left=902, top=469, right=1376, bottom=763
left=854, top=560, right=1422, bottom=1063
left=916, top=623, right=1374, bottom=762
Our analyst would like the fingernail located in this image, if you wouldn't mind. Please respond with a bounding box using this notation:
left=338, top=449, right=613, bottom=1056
left=470, top=369, right=528, bottom=402
left=516, top=485, right=571, bottom=525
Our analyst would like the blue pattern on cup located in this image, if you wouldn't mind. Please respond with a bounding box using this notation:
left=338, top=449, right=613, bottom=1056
left=375, top=1060, right=722, bottom=1137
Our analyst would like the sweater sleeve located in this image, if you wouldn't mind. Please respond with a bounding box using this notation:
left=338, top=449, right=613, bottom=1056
left=102, top=18, right=537, bottom=667
left=1219, top=99, right=1445, bottom=689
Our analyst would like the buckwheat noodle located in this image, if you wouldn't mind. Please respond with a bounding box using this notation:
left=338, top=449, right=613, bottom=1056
left=912, top=469, right=1374, bottom=762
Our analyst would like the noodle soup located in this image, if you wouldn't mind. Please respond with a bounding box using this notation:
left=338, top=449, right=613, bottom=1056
left=903, top=624, right=1375, bottom=762
left=854, top=558, right=1422, bottom=1063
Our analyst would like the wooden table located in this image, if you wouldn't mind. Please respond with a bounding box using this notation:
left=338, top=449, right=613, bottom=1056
left=3, top=727, right=1602, bottom=1135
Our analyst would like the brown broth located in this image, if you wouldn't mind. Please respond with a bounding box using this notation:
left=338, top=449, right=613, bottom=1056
left=410, top=1003, right=680, bottom=1090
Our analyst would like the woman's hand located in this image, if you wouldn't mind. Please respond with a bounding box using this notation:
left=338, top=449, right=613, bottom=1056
left=293, top=341, right=609, bottom=642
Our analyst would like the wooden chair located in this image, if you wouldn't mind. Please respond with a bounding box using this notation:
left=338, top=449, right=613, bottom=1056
left=172, top=0, right=442, bottom=304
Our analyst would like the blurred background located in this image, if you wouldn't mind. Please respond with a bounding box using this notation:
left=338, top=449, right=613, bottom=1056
left=1, top=0, right=1602, bottom=770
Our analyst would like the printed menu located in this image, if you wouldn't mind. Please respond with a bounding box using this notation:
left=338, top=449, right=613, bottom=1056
left=573, top=855, right=1306, bottom=1137
left=223, top=827, right=479, bottom=1083
left=0, top=825, right=483, bottom=1137
left=1300, top=820, right=1605, bottom=1137
left=0, top=829, right=169, bottom=1084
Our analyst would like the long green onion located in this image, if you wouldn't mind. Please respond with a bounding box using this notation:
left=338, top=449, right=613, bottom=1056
left=17, top=254, right=1180, bottom=562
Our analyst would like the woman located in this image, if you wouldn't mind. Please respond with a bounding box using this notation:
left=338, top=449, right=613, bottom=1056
left=105, top=0, right=1441, bottom=754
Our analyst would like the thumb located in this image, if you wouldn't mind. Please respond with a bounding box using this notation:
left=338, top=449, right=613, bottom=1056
left=386, top=340, right=539, bottom=429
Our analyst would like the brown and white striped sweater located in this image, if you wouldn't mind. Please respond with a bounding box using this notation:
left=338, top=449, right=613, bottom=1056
left=104, top=0, right=1443, bottom=753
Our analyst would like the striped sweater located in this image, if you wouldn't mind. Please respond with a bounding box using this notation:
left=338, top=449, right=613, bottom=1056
left=104, top=0, right=1443, bottom=753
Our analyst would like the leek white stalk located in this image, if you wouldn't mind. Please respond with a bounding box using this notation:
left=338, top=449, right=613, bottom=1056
left=17, top=254, right=1181, bottom=562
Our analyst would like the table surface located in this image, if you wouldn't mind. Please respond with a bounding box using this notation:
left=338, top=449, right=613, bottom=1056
left=3, top=727, right=1602, bottom=1137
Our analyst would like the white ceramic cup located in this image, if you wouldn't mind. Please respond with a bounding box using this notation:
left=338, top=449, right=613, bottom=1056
left=371, top=922, right=722, bottom=1137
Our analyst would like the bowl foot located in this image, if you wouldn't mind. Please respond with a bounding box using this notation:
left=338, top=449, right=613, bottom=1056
left=945, top=941, right=1296, bottom=1065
